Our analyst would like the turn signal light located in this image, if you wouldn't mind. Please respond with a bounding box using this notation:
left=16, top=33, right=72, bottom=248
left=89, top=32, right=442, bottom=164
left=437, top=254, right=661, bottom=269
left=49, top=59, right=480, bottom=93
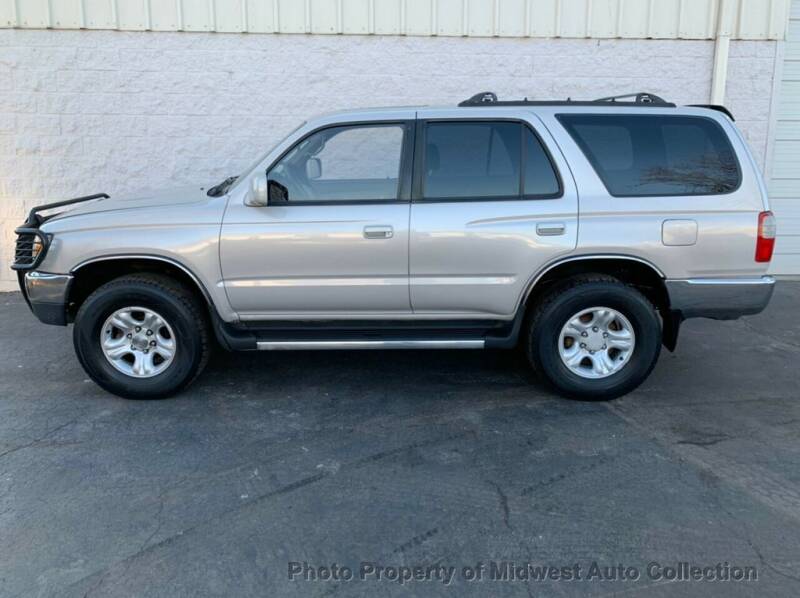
left=755, top=211, right=776, bottom=263
left=31, top=237, right=43, bottom=260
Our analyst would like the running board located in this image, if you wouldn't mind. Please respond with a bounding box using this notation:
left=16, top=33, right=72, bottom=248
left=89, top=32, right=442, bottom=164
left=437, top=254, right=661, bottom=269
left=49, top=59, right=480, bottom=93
left=256, top=339, right=485, bottom=351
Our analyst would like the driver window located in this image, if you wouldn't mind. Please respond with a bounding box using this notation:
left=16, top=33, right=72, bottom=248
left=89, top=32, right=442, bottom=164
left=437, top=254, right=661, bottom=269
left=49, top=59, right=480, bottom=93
left=268, top=124, right=404, bottom=202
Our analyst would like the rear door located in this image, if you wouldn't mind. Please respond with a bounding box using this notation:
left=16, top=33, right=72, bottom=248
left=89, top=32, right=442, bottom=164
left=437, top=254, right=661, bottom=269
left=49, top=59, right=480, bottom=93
left=408, top=111, right=578, bottom=317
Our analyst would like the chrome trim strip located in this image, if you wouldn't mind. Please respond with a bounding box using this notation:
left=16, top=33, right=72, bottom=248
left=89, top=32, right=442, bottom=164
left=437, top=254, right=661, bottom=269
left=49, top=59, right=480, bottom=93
left=256, top=339, right=485, bottom=350
left=677, top=276, right=775, bottom=286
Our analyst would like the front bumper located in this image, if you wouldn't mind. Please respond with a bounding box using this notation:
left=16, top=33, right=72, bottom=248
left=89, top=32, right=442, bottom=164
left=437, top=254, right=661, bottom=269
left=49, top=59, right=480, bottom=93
left=20, top=271, right=73, bottom=326
left=665, top=276, right=776, bottom=320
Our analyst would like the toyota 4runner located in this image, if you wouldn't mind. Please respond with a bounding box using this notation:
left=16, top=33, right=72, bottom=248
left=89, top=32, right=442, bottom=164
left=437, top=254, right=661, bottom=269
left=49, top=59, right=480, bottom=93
left=12, top=92, right=777, bottom=400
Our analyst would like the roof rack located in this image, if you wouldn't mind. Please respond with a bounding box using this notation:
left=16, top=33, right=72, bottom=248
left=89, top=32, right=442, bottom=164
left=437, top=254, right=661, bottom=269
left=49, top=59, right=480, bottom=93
left=457, top=91, right=676, bottom=108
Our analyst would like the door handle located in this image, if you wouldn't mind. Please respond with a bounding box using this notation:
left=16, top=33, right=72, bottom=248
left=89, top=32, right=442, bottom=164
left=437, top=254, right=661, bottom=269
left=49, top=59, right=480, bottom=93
left=364, top=225, right=394, bottom=239
left=536, top=222, right=566, bottom=236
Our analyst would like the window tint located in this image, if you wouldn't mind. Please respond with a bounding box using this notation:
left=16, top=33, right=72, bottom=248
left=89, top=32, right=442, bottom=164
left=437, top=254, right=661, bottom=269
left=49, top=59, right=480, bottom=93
left=424, top=122, right=521, bottom=199
left=268, top=124, right=404, bottom=202
left=557, top=114, right=740, bottom=197
left=524, top=127, right=561, bottom=196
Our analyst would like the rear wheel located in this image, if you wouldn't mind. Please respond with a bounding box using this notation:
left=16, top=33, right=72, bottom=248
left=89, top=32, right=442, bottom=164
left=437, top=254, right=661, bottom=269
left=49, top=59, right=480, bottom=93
left=73, top=274, right=210, bottom=399
left=526, top=275, right=661, bottom=400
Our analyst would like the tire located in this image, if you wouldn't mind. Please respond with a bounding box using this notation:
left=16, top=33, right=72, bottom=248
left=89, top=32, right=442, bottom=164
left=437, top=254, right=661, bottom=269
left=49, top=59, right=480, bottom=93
left=525, top=275, right=661, bottom=401
left=73, top=274, right=210, bottom=399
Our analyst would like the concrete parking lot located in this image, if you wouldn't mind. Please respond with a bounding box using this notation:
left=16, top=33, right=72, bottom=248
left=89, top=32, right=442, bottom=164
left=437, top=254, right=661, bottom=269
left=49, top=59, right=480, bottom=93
left=1, top=284, right=799, bottom=597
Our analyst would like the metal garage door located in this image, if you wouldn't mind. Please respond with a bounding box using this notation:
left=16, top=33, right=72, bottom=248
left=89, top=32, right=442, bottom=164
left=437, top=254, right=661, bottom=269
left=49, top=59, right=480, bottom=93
left=770, top=0, right=800, bottom=274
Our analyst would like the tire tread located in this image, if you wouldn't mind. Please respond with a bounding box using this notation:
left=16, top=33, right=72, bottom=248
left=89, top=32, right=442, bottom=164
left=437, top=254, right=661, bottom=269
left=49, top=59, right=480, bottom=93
left=525, top=274, right=659, bottom=400
left=74, top=273, right=210, bottom=398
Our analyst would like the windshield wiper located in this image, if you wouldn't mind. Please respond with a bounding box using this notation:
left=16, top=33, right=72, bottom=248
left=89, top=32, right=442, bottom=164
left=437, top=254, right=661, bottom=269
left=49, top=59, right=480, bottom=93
left=207, top=175, right=238, bottom=197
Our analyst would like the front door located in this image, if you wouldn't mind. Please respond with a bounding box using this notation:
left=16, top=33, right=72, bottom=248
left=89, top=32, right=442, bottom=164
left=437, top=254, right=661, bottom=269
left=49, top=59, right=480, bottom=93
left=221, top=121, right=414, bottom=319
left=409, top=113, right=578, bottom=317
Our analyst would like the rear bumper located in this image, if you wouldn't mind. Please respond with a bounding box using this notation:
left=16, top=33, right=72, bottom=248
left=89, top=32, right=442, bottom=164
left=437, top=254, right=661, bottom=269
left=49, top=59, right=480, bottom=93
left=665, top=276, right=775, bottom=320
left=20, top=271, right=73, bottom=326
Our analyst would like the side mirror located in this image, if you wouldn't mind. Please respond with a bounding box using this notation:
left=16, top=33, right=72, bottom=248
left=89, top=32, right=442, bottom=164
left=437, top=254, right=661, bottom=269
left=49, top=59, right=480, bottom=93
left=306, top=157, right=322, bottom=180
left=245, top=173, right=269, bottom=207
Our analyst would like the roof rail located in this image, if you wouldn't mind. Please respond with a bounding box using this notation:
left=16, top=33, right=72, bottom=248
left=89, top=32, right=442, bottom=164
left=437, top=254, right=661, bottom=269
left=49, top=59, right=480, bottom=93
left=593, top=92, right=670, bottom=105
left=457, top=91, right=676, bottom=108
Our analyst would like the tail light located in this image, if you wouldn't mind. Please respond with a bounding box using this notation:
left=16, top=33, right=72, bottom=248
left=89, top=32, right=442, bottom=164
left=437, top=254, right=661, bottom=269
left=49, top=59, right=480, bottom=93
left=755, top=211, right=776, bottom=263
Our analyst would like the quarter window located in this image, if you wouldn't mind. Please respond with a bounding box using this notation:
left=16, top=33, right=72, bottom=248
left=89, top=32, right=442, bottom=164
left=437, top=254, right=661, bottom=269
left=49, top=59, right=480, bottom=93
left=557, top=114, right=741, bottom=197
left=268, top=124, right=404, bottom=202
left=524, top=126, right=561, bottom=196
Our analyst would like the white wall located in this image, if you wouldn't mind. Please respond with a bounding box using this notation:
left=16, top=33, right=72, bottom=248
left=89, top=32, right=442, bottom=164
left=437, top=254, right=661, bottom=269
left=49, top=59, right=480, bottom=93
left=0, top=29, right=779, bottom=290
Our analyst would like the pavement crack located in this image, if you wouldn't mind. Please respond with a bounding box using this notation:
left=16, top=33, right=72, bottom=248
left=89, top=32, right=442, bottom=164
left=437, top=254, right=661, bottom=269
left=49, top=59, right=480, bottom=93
left=736, top=318, right=800, bottom=353
left=0, top=419, right=77, bottom=461
left=605, top=403, right=800, bottom=522
left=746, top=533, right=800, bottom=584
left=60, top=431, right=469, bottom=594
left=715, top=500, right=800, bottom=585
left=675, top=433, right=731, bottom=448
left=139, top=489, right=167, bottom=554
left=519, top=456, right=610, bottom=497
left=391, top=527, right=439, bottom=555
left=351, top=431, right=474, bottom=466
left=491, top=481, right=512, bottom=530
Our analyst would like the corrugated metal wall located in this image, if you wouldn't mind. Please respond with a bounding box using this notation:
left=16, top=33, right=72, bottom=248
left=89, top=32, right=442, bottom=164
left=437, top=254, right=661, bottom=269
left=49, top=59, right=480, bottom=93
left=0, top=0, right=789, bottom=40
left=769, top=0, right=800, bottom=274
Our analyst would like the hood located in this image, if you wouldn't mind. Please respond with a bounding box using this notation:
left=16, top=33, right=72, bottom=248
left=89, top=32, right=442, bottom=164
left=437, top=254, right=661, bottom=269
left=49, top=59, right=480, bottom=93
left=43, top=185, right=213, bottom=223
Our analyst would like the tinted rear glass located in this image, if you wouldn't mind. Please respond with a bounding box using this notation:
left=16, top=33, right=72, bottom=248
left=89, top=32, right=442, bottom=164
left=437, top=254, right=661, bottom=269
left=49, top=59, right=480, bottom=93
left=423, top=121, right=561, bottom=200
left=557, top=114, right=741, bottom=197
left=424, top=121, right=521, bottom=199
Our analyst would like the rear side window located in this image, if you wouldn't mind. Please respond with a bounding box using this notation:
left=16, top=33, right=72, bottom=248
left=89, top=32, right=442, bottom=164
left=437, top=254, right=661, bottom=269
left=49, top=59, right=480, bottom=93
left=557, top=114, right=741, bottom=197
left=422, top=121, right=561, bottom=200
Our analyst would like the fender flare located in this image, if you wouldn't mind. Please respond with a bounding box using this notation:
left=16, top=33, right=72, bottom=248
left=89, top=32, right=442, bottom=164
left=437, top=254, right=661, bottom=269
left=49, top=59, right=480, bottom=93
left=485, top=254, right=668, bottom=350
left=71, top=253, right=216, bottom=307
left=516, top=253, right=666, bottom=313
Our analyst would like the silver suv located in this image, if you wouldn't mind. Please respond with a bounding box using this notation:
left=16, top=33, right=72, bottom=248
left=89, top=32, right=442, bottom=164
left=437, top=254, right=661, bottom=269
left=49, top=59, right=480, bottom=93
left=13, top=92, right=776, bottom=400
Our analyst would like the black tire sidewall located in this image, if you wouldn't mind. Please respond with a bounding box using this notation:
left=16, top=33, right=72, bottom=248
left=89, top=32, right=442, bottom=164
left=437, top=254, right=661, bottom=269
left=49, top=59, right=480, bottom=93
left=530, top=283, right=661, bottom=400
left=74, top=282, right=204, bottom=399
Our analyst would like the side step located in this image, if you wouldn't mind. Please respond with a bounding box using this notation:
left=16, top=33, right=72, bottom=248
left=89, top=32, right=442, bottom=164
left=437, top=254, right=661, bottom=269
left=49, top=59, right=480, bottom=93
left=256, top=339, right=485, bottom=350
left=211, top=317, right=524, bottom=352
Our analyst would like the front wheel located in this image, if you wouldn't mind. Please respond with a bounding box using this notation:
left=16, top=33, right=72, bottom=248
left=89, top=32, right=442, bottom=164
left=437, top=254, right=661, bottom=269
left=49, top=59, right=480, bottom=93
left=526, top=276, right=662, bottom=400
left=73, top=274, right=210, bottom=399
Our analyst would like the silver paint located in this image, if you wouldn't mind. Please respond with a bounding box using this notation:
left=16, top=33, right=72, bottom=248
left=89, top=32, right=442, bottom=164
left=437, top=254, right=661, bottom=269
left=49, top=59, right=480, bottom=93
left=29, top=103, right=772, bottom=325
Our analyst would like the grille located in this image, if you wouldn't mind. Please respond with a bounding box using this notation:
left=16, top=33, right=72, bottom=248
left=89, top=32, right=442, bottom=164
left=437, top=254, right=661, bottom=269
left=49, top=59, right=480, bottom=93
left=11, top=228, right=46, bottom=270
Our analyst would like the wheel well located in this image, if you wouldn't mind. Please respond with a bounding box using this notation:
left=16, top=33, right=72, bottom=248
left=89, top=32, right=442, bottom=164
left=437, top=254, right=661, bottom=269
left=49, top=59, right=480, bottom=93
left=67, top=258, right=211, bottom=322
left=525, top=258, right=669, bottom=314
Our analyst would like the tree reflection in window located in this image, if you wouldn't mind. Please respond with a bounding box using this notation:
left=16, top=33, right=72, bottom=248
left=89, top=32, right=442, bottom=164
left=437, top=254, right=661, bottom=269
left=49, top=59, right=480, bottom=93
left=639, top=151, right=739, bottom=195
left=557, top=114, right=741, bottom=197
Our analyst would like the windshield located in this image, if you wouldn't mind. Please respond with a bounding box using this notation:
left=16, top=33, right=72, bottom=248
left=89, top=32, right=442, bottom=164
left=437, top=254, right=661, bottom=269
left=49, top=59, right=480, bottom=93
left=206, top=121, right=307, bottom=197
left=240, top=121, right=307, bottom=178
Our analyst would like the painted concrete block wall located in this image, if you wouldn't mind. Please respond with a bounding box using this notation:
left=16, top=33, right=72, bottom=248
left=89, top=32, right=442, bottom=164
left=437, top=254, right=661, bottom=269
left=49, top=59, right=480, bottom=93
left=0, top=29, right=778, bottom=290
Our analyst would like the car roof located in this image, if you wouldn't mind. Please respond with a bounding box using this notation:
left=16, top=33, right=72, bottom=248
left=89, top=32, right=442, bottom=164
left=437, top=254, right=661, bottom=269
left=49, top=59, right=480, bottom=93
left=308, top=104, right=732, bottom=128
left=311, top=92, right=734, bottom=124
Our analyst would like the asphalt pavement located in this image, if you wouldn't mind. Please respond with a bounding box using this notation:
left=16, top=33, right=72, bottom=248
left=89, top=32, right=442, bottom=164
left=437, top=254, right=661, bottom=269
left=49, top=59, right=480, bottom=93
left=1, top=284, right=799, bottom=597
